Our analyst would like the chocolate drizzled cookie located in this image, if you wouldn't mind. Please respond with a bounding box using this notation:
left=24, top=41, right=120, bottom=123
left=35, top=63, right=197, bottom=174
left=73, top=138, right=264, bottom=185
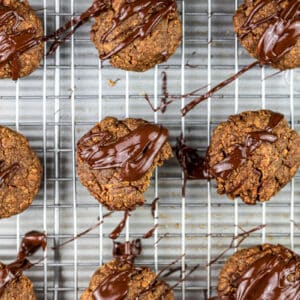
left=233, top=0, right=300, bottom=69
left=214, top=244, right=300, bottom=299
left=90, top=0, right=182, bottom=71
left=0, top=0, right=44, bottom=79
left=76, top=117, right=172, bottom=211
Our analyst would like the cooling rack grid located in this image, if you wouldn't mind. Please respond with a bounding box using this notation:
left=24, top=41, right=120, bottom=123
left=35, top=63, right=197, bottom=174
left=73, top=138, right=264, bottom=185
left=0, top=0, right=299, bottom=299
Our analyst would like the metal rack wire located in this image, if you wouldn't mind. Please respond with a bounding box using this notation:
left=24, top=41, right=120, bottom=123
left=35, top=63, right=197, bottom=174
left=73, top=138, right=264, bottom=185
left=0, top=0, right=299, bottom=299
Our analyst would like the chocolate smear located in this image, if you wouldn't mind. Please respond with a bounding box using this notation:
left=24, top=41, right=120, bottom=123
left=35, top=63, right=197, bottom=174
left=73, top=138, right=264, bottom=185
left=77, top=123, right=169, bottom=182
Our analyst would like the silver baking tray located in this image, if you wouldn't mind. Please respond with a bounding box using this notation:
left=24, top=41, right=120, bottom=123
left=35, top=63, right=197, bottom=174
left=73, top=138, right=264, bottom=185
left=0, top=0, right=299, bottom=299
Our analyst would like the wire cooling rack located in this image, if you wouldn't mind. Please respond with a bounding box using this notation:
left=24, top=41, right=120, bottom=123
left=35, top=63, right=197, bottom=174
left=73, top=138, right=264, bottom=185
left=0, top=0, right=300, bottom=299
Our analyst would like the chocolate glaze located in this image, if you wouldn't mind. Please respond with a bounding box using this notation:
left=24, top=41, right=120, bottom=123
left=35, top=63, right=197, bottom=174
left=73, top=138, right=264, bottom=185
left=93, top=238, right=145, bottom=300
left=0, top=5, right=41, bottom=80
left=109, top=211, right=129, bottom=240
left=0, top=231, right=46, bottom=295
left=99, top=0, right=177, bottom=60
left=211, top=112, right=283, bottom=180
left=232, top=247, right=300, bottom=300
left=78, top=123, right=169, bottom=182
left=0, top=160, right=20, bottom=187
left=93, top=267, right=144, bottom=300
left=240, top=0, right=300, bottom=65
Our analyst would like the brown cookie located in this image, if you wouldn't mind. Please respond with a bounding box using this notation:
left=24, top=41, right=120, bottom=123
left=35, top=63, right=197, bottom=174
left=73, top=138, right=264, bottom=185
left=80, top=259, right=174, bottom=300
left=0, top=262, right=36, bottom=299
left=216, top=244, right=300, bottom=299
left=233, top=0, right=300, bottom=69
left=0, top=0, right=44, bottom=80
left=206, top=110, right=300, bottom=204
left=76, top=117, right=173, bottom=211
left=90, top=0, right=182, bottom=72
left=0, top=126, right=42, bottom=218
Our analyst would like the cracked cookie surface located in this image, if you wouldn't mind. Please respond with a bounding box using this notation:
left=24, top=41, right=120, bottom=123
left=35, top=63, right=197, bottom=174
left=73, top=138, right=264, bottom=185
left=90, top=0, right=182, bottom=72
left=76, top=117, right=173, bottom=211
left=206, top=110, right=300, bottom=204
left=0, top=126, right=42, bottom=218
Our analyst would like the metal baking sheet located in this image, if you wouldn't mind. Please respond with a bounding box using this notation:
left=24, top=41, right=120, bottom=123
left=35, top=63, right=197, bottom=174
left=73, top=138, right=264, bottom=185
left=0, top=0, right=299, bottom=299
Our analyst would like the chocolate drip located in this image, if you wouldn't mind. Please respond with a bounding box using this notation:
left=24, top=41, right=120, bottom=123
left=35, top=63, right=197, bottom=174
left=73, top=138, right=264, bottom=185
left=151, top=197, right=159, bottom=218
left=175, top=136, right=212, bottom=180
left=233, top=248, right=300, bottom=300
left=109, top=211, right=129, bottom=240
left=78, top=123, right=169, bottom=182
left=46, top=1, right=109, bottom=55
left=0, top=231, right=46, bottom=295
left=211, top=112, right=283, bottom=180
left=0, top=161, right=20, bottom=186
left=0, top=5, right=41, bottom=80
left=239, top=0, right=300, bottom=65
left=113, top=239, right=142, bottom=262
left=143, top=224, right=159, bottom=239
left=99, top=0, right=177, bottom=60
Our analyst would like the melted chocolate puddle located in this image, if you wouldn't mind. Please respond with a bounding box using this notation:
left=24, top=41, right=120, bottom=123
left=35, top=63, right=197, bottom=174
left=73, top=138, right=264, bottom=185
left=0, top=231, right=46, bottom=295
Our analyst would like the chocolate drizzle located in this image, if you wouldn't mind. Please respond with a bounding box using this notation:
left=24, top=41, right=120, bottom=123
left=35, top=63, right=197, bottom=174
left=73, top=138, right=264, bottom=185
left=109, top=211, right=129, bottom=240
left=99, top=0, right=177, bottom=60
left=211, top=112, right=283, bottom=180
left=0, top=5, right=42, bottom=80
left=232, top=247, right=300, bottom=300
left=239, top=0, right=300, bottom=65
left=0, top=231, right=46, bottom=295
left=78, top=123, right=169, bottom=182
left=0, top=160, right=20, bottom=187
left=46, top=1, right=109, bottom=55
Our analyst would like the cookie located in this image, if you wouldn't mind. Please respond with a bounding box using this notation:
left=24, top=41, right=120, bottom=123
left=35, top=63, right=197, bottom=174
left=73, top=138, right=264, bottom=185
left=216, top=244, right=300, bottom=299
left=0, top=265, right=36, bottom=300
left=80, top=259, right=174, bottom=300
left=90, top=0, right=182, bottom=72
left=0, top=126, right=42, bottom=218
left=76, top=117, right=173, bottom=211
left=233, top=0, right=300, bottom=69
left=206, top=110, right=300, bottom=204
left=0, top=0, right=44, bottom=80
